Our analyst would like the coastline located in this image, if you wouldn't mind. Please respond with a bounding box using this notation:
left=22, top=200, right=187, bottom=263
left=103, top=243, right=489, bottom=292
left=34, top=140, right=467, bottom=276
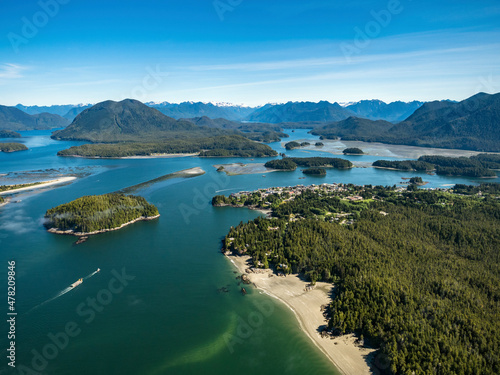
left=227, top=254, right=375, bottom=375
left=47, top=214, right=160, bottom=236
left=213, top=203, right=272, bottom=217
left=60, top=153, right=199, bottom=159
left=0, top=176, right=77, bottom=196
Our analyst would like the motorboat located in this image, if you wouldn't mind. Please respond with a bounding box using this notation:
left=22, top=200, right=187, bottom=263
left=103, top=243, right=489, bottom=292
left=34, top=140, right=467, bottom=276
left=71, top=278, right=83, bottom=288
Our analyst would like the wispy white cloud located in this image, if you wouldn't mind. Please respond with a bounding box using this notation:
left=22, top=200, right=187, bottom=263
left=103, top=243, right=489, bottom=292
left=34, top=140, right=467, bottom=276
left=186, top=43, right=500, bottom=72
left=0, top=63, right=28, bottom=79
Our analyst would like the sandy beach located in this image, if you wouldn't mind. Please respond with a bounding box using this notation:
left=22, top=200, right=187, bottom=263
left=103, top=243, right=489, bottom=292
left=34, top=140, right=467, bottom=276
left=0, top=176, right=77, bottom=196
left=176, top=167, right=205, bottom=175
left=119, top=153, right=199, bottom=159
left=228, top=254, right=375, bottom=375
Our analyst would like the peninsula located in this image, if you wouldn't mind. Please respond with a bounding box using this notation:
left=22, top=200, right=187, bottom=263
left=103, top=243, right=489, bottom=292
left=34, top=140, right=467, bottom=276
left=214, top=182, right=500, bottom=374
left=44, top=193, right=159, bottom=236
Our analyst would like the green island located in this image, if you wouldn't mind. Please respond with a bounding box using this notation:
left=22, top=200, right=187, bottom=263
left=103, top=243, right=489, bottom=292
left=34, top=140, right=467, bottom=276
left=44, top=193, right=159, bottom=235
left=343, top=147, right=364, bottom=154
left=213, top=182, right=500, bottom=374
left=284, top=141, right=301, bottom=150
left=57, top=135, right=277, bottom=158
left=0, top=196, right=4, bottom=204
left=0, top=130, right=21, bottom=138
left=0, top=143, right=28, bottom=152
left=374, top=154, right=499, bottom=177
left=315, top=142, right=324, bottom=147
left=409, top=176, right=424, bottom=185
left=265, top=157, right=353, bottom=171
left=302, top=167, right=326, bottom=175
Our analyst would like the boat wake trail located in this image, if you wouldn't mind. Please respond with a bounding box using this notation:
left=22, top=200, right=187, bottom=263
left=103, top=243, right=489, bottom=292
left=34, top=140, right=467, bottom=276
left=215, top=188, right=240, bottom=193
left=25, top=286, right=75, bottom=314
left=25, top=269, right=100, bottom=315
left=84, top=270, right=99, bottom=280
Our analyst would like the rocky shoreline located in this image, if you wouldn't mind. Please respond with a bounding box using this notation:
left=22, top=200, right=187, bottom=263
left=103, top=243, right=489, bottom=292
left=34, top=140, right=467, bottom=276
left=47, top=214, right=160, bottom=236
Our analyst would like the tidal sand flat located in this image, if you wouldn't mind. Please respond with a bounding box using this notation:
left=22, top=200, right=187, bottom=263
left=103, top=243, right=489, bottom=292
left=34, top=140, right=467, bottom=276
left=214, top=163, right=280, bottom=175
left=299, top=139, right=493, bottom=159
left=228, top=254, right=375, bottom=375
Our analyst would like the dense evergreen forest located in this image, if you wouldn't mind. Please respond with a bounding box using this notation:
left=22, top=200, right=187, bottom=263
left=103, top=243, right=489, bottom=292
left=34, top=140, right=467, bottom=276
left=373, top=160, right=435, bottom=171
left=373, top=154, right=499, bottom=177
left=0, top=142, right=28, bottom=152
left=264, top=157, right=353, bottom=171
left=264, top=159, right=298, bottom=170
left=57, top=135, right=277, bottom=158
left=343, top=147, right=364, bottom=154
left=45, top=193, right=159, bottom=233
left=215, top=183, right=500, bottom=374
left=0, top=130, right=21, bottom=138
left=284, top=141, right=301, bottom=150
left=289, top=157, right=353, bottom=168
left=302, top=167, right=326, bottom=175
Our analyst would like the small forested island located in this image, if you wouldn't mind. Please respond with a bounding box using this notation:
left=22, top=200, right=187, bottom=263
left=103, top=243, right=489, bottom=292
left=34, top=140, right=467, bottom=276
left=0, top=130, right=21, bottom=138
left=315, top=142, right=324, bottom=147
left=264, top=159, right=298, bottom=170
left=265, top=157, right=353, bottom=171
left=408, top=176, right=424, bottom=185
left=58, top=135, right=277, bottom=158
left=284, top=141, right=301, bottom=150
left=302, top=167, right=326, bottom=176
left=373, top=154, right=499, bottom=177
left=0, top=142, right=28, bottom=152
left=44, top=193, right=159, bottom=235
left=343, top=147, right=363, bottom=154
left=213, top=182, right=500, bottom=374
left=300, top=142, right=310, bottom=146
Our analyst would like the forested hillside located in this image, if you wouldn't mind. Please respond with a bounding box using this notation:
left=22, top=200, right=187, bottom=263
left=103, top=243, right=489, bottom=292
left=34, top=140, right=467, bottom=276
left=215, top=184, right=500, bottom=374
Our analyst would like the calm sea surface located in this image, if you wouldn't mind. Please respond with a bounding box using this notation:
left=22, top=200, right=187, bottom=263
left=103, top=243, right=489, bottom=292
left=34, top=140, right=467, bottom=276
left=0, top=129, right=497, bottom=375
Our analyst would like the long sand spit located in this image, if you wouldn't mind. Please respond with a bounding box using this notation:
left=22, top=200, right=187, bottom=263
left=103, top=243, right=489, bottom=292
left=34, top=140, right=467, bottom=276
left=0, top=176, right=77, bottom=196
left=228, top=254, right=375, bottom=375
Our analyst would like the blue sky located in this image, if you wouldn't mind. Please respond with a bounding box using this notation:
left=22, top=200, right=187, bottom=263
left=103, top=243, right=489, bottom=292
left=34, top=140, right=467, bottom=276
left=0, top=0, right=499, bottom=106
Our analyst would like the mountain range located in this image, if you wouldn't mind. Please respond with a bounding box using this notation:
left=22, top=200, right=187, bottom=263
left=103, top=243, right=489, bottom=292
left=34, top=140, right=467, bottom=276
left=345, top=100, right=424, bottom=122
left=148, top=102, right=257, bottom=121
left=312, top=92, right=500, bottom=152
left=0, top=105, right=69, bottom=131
left=13, top=99, right=424, bottom=124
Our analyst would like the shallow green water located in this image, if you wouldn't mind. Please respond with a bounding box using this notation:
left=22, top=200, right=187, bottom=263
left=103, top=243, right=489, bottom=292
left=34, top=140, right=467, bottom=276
left=0, top=130, right=497, bottom=375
